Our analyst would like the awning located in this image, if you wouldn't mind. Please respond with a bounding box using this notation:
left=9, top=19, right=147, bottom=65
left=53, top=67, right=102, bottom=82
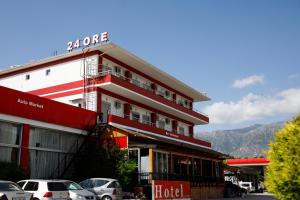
left=110, top=124, right=224, bottom=158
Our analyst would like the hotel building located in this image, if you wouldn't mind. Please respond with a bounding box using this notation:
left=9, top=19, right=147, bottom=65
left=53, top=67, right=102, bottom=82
left=0, top=38, right=224, bottom=199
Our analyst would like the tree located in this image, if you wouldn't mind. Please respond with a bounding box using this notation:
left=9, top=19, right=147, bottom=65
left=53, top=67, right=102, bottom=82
left=265, top=114, right=300, bottom=199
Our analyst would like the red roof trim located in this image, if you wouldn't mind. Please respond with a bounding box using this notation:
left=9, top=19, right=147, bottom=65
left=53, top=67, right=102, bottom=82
left=226, top=158, right=270, bottom=165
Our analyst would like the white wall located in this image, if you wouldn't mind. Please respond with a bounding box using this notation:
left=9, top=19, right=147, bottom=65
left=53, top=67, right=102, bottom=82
left=0, top=56, right=100, bottom=108
left=0, top=59, right=86, bottom=92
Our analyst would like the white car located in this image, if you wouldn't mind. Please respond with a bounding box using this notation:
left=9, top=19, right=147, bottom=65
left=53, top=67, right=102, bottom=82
left=17, top=180, right=70, bottom=200
left=61, top=181, right=96, bottom=200
left=79, top=178, right=122, bottom=200
left=239, top=181, right=255, bottom=193
left=0, top=180, right=32, bottom=200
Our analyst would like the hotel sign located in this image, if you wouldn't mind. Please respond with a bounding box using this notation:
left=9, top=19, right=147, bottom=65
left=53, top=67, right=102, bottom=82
left=152, top=180, right=191, bottom=200
left=67, top=32, right=109, bottom=51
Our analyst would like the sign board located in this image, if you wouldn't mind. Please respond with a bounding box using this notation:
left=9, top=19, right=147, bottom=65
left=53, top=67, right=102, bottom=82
left=0, top=86, right=96, bottom=130
left=152, top=180, right=191, bottom=200
left=67, top=32, right=109, bottom=51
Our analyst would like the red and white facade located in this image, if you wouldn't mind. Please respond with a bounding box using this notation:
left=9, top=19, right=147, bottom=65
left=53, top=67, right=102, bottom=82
left=0, top=86, right=96, bottom=177
left=0, top=40, right=225, bottom=199
left=0, top=42, right=210, bottom=149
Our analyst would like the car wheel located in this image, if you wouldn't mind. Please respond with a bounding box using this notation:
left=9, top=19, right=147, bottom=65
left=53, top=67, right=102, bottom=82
left=101, top=196, right=112, bottom=200
left=33, top=198, right=40, bottom=200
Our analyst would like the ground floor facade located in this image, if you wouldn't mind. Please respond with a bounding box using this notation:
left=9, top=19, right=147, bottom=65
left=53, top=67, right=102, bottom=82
left=0, top=86, right=225, bottom=199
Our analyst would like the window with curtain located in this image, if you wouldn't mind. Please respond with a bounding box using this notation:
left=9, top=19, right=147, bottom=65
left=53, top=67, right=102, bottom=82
left=0, top=120, right=21, bottom=163
left=28, top=127, right=84, bottom=178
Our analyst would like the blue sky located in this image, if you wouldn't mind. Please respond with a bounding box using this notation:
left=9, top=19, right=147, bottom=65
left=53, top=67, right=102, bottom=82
left=0, top=0, right=299, bottom=131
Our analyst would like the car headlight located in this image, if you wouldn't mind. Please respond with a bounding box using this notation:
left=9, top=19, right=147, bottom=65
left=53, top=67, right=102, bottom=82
left=76, top=194, right=85, bottom=199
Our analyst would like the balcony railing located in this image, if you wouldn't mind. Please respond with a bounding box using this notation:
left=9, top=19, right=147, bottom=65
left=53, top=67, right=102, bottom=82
left=122, top=114, right=181, bottom=135
left=137, top=172, right=224, bottom=186
left=108, top=114, right=212, bottom=148
left=95, top=70, right=208, bottom=117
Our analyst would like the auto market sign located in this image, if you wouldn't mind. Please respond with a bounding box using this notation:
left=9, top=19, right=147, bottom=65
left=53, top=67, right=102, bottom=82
left=152, top=180, right=191, bottom=200
left=67, top=32, right=109, bottom=51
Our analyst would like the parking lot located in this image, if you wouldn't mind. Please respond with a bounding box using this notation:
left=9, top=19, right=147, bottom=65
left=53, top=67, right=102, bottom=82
left=212, top=193, right=276, bottom=200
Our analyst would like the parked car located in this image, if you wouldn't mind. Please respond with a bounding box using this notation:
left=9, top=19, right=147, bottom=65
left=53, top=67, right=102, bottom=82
left=17, top=180, right=70, bottom=200
left=224, top=181, right=247, bottom=198
left=239, top=181, right=255, bottom=193
left=61, top=180, right=96, bottom=200
left=0, top=180, right=32, bottom=200
left=79, top=178, right=122, bottom=200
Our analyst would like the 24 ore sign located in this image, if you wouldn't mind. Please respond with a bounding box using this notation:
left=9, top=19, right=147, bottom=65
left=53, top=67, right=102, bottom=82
left=152, top=180, right=191, bottom=200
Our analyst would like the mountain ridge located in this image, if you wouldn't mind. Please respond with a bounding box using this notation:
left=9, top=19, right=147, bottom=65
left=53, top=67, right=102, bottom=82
left=195, top=121, right=285, bottom=157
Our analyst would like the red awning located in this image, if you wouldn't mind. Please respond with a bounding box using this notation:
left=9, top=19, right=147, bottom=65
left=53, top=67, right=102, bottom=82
left=226, top=158, right=270, bottom=166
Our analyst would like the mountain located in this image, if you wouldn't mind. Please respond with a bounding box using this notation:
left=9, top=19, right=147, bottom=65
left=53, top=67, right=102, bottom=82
left=195, top=121, right=285, bottom=158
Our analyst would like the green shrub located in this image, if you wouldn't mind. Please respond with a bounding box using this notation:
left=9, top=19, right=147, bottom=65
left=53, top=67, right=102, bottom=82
left=116, top=150, right=137, bottom=191
left=0, top=162, right=27, bottom=182
left=265, top=114, right=300, bottom=199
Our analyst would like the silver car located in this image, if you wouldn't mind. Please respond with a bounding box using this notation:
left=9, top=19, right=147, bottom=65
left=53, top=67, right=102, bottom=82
left=79, top=178, right=122, bottom=200
left=0, top=180, right=32, bottom=200
left=61, top=181, right=96, bottom=200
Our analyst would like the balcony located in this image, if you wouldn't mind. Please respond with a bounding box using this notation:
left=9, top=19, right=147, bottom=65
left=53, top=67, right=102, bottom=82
left=107, top=114, right=211, bottom=148
left=89, top=71, right=209, bottom=125
left=137, top=172, right=224, bottom=186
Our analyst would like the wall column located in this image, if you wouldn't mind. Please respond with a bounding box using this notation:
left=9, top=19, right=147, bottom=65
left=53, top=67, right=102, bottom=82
left=96, top=88, right=104, bottom=122
left=172, top=120, right=178, bottom=133
left=150, top=113, right=157, bottom=127
left=20, top=124, right=30, bottom=174
left=124, top=103, right=131, bottom=119
left=189, top=126, right=194, bottom=137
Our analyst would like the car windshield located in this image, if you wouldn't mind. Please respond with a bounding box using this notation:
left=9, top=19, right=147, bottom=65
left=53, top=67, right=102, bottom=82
left=64, top=182, right=83, bottom=190
left=242, top=184, right=250, bottom=187
left=0, top=182, right=22, bottom=191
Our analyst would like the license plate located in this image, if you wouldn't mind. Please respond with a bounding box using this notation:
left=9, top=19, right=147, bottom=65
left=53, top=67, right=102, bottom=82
left=13, top=198, right=25, bottom=200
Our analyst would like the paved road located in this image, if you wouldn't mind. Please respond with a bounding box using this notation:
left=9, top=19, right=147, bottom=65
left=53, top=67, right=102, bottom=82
left=212, top=193, right=276, bottom=200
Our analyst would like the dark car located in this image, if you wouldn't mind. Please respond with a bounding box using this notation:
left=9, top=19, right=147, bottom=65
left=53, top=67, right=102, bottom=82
left=224, top=181, right=247, bottom=198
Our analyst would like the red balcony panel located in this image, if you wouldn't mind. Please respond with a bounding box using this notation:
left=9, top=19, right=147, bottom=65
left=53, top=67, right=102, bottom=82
left=93, top=74, right=209, bottom=123
left=108, top=114, right=211, bottom=148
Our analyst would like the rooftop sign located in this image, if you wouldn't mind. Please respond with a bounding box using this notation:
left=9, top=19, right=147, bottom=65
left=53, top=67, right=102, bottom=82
left=67, top=32, right=109, bottom=51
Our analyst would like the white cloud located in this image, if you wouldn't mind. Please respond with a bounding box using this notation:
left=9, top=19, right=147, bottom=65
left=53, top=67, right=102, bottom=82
left=202, top=88, right=300, bottom=124
left=288, top=74, right=299, bottom=80
left=232, top=75, right=264, bottom=88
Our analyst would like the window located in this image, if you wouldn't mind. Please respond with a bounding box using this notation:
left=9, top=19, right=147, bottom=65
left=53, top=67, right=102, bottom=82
left=94, top=179, right=109, bottom=187
left=114, top=66, right=121, bottom=74
left=157, top=90, right=164, bottom=97
left=165, top=90, right=170, bottom=97
left=45, top=69, right=51, bottom=76
left=178, top=126, right=185, bottom=134
left=47, top=182, right=68, bottom=191
left=64, top=181, right=83, bottom=190
left=142, top=115, right=150, bottom=125
left=158, top=120, right=165, bottom=129
left=25, top=74, right=30, bottom=80
left=79, top=180, right=93, bottom=189
left=0, top=121, right=22, bottom=163
left=165, top=118, right=170, bottom=125
left=0, top=182, right=22, bottom=191
left=114, top=101, right=121, bottom=109
left=24, top=181, right=39, bottom=191
left=17, top=181, right=26, bottom=188
left=184, top=100, right=188, bottom=106
left=131, top=112, right=140, bottom=122
left=132, top=79, right=140, bottom=86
